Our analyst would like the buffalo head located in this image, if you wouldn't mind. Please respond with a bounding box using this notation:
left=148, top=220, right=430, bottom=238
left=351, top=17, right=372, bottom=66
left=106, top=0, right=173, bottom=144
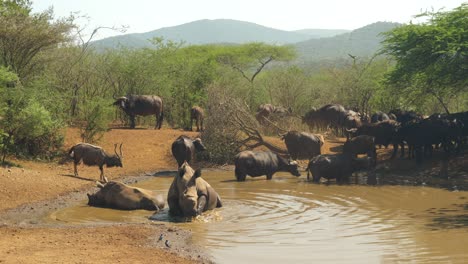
left=113, top=97, right=128, bottom=110
left=193, top=138, right=206, bottom=152
left=287, top=160, right=301, bottom=177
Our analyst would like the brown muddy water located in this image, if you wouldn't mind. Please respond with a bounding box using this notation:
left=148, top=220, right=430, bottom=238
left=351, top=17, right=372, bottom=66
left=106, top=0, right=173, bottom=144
left=47, top=171, right=468, bottom=263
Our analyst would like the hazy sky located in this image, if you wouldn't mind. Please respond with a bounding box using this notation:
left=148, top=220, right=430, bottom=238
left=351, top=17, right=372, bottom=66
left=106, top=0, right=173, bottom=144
left=32, top=0, right=465, bottom=40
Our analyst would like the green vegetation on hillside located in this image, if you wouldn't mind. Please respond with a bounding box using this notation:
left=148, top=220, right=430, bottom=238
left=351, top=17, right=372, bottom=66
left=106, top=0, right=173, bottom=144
left=0, top=0, right=466, bottom=164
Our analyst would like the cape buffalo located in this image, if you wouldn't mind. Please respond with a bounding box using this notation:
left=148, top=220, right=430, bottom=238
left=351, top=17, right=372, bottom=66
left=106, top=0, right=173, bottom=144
left=302, top=104, right=348, bottom=135
left=256, top=104, right=291, bottom=124
left=343, top=135, right=377, bottom=165
left=190, top=106, right=204, bottom=132
left=113, top=95, right=164, bottom=129
left=234, top=150, right=301, bottom=181
left=280, top=131, right=323, bottom=160
left=348, top=120, right=401, bottom=158
left=306, top=154, right=374, bottom=183
left=87, top=181, right=165, bottom=211
left=167, top=162, right=222, bottom=217
left=171, top=135, right=206, bottom=167
left=388, top=109, right=422, bottom=125
left=371, top=111, right=390, bottom=123
left=69, top=143, right=123, bottom=182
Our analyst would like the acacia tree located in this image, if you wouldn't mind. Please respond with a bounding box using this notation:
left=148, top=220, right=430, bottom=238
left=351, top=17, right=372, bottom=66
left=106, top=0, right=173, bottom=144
left=216, top=42, right=296, bottom=108
left=0, top=0, right=73, bottom=80
left=381, top=3, right=468, bottom=113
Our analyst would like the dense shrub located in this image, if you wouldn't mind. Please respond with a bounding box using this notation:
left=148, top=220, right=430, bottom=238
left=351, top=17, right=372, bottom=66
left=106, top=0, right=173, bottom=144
left=79, top=98, right=114, bottom=143
left=1, top=100, right=64, bottom=159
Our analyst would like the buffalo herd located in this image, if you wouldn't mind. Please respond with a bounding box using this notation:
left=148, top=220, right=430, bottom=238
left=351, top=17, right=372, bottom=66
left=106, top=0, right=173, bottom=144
left=74, top=95, right=466, bottom=218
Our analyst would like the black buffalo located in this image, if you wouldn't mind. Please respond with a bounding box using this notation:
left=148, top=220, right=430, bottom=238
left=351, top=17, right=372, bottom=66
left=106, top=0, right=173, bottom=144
left=388, top=109, right=422, bottom=125
left=370, top=111, right=390, bottom=123
left=280, top=131, right=323, bottom=160
left=343, top=135, right=377, bottom=165
left=113, top=95, right=164, bottom=129
left=306, top=154, right=374, bottom=183
left=234, top=150, right=300, bottom=181
left=302, top=104, right=349, bottom=135
left=348, top=120, right=401, bottom=158
left=171, top=135, right=206, bottom=167
left=396, top=116, right=464, bottom=162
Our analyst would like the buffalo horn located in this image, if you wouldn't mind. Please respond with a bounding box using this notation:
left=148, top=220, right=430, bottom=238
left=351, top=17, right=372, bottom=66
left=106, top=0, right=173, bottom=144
left=95, top=181, right=105, bottom=189
left=119, top=143, right=123, bottom=158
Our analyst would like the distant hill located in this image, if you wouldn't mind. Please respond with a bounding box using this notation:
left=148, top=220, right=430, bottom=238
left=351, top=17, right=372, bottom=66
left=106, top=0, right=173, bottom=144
left=91, top=19, right=316, bottom=49
left=90, top=20, right=401, bottom=62
left=294, top=22, right=401, bottom=61
left=292, top=28, right=351, bottom=38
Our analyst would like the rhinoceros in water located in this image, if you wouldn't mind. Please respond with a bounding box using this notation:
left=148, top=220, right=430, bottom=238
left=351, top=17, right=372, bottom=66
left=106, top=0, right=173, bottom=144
left=167, top=162, right=222, bottom=217
left=87, top=181, right=165, bottom=211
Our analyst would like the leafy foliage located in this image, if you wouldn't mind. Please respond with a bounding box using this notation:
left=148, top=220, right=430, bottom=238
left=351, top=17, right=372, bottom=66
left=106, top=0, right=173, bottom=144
left=381, top=3, right=468, bottom=113
left=0, top=0, right=73, bottom=79
left=79, top=98, right=113, bottom=143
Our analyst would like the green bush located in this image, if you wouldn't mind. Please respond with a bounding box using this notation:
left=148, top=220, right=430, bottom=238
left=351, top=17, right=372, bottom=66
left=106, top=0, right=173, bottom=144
left=1, top=100, right=64, bottom=159
left=79, top=98, right=113, bottom=143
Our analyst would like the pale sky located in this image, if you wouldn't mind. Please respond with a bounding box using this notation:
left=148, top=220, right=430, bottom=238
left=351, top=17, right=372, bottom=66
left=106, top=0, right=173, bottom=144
left=32, top=0, right=466, bottom=40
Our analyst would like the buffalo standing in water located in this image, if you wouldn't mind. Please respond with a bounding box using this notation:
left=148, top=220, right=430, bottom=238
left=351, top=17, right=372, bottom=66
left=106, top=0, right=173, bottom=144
left=167, top=162, right=222, bottom=217
left=87, top=181, right=165, bottom=211
left=113, top=95, right=164, bottom=129
left=171, top=135, right=206, bottom=167
left=234, top=150, right=301, bottom=181
left=306, top=154, right=374, bottom=183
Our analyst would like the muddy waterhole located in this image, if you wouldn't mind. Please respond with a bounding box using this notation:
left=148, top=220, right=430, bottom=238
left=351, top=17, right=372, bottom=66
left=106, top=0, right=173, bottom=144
left=47, top=171, right=468, bottom=263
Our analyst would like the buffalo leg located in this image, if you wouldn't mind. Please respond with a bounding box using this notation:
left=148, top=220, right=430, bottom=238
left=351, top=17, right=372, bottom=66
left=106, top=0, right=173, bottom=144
left=190, top=117, right=193, bottom=131
left=390, top=143, right=399, bottom=159
left=235, top=167, right=246, bottom=181
left=266, top=174, right=273, bottom=180
left=200, top=118, right=204, bottom=132
left=196, top=118, right=200, bottom=132
left=73, top=162, right=78, bottom=177
left=130, top=115, right=136, bottom=129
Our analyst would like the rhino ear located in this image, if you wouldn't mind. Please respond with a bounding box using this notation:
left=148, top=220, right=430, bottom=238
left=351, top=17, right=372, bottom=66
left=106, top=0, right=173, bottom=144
left=194, top=169, right=202, bottom=179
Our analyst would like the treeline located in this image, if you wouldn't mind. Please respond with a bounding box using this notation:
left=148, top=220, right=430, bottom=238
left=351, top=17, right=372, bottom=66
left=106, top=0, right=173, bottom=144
left=0, top=0, right=466, bottom=162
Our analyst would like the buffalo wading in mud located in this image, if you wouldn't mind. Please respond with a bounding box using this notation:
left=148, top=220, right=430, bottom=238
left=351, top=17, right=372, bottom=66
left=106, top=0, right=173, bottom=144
left=234, top=150, right=301, bottom=181
left=113, top=95, right=164, bottom=129
left=68, top=143, right=123, bottom=182
left=171, top=135, right=207, bottom=167
left=306, top=154, right=375, bottom=183
left=87, top=181, right=165, bottom=211
left=167, top=162, right=222, bottom=217
left=190, top=106, right=204, bottom=132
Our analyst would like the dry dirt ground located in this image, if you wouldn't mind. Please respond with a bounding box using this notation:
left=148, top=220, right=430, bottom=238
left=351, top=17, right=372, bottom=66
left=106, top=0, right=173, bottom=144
left=0, top=127, right=209, bottom=264
left=0, top=127, right=466, bottom=263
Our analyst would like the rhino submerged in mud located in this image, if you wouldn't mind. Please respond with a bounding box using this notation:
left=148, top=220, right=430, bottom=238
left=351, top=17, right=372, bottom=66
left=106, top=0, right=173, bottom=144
left=87, top=181, right=165, bottom=211
left=167, top=162, right=222, bottom=217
